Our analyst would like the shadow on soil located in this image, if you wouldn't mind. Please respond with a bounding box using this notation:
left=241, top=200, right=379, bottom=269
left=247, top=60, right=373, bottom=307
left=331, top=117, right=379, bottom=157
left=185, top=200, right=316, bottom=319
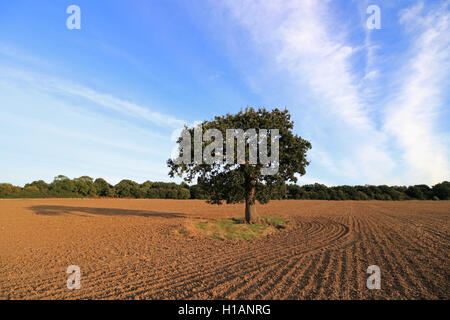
left=28, top=205, right=186, bottom=219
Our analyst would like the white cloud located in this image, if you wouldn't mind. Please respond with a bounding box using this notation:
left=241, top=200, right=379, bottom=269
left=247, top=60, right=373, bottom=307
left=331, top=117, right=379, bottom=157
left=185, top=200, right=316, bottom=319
left=0, top=52, right=187, bottom=185
left=383, top=1, right=450, bottom=185
left=363, top=70, right=379, bottom=81
left=219, top=0, right=396, bottom=184
left=0, top=42, right=51, bottom=67
left=213, top=0, right=450, bottom=185
left=0, top=65, right=185, bottom=129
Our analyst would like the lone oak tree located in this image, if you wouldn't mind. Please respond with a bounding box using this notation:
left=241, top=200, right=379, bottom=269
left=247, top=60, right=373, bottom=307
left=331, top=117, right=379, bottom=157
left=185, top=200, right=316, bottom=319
left=167, top=108, right=311, bottom=223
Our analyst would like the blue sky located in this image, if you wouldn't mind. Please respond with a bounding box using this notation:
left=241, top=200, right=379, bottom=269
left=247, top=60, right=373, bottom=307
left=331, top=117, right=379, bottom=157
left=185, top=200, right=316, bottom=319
left=0, top=0, right=449, bottom=187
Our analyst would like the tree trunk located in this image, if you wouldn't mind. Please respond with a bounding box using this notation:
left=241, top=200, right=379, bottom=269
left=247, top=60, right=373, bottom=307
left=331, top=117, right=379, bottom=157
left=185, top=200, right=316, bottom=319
left=245, top=181, right=259, bottom=224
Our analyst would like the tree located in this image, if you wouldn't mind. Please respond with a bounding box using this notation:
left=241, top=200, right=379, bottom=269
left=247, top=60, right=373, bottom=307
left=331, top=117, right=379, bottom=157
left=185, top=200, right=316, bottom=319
left=415, top=184, right=432, bottom=200
left=335, top=189, right=347, bottom=200
left=167, top=107, right=311, bottom=223
left=166, top=189, right=178, bottom=199
left=54, top=175, right=69, bottom=181
left=355, top=191, right=369, bottom=200
left=25, top=180, right=49, bottom=196
left=22, top=186, right=40, bottom=197
left=287, top=184, right=302, bottom=199
left=145, top=188, right=156, bottom=198
left=406, top=185, right=425, bottom=200
left=115, top=179, right=139, bottom=198
left=51, top=175, right=75, bottom=195
left=178, top=188, right=191, bottom=199
left=94, top=178, right=113, bottom=197
left=74, top=176, right=96, bottom=196
left=0, top=183, right=17, bottom=197
left=432, top=181, right=450, bottom=200
left=140, top=181, right=153, bottom=197
left=189, top=184, right=207, bottom=199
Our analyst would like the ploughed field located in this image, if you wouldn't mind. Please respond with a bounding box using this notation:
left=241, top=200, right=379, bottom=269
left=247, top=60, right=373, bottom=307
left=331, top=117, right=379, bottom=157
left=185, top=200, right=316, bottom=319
left=0, top=199, right=448, bottom=299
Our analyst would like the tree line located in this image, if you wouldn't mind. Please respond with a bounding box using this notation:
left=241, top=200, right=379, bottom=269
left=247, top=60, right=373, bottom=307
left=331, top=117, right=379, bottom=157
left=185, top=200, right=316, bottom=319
left=284, top=182, right=449, bottom=201
left=0, top=175, right=448, bottom=200
left=0, top=175, right=190, bottom=199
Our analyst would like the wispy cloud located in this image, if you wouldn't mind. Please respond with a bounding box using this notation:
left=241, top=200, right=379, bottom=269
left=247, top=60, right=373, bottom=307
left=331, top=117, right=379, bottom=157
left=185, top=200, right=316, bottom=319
left=384, top=1, right=450, bottom=184
left=1, top=1, right=448, bottom=186
left=212, top=0, right=450, bottom=185
left=0, top=45, right=187, bottom=185
left=0, top=42, right=51, bottom=67
left=219, top=0, right=396, bottom=184
left=0, top=64, right=185, bottom=129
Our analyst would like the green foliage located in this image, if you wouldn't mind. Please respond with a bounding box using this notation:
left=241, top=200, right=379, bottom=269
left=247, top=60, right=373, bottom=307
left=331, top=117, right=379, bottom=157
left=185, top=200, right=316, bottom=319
left=284, top=182, right=449, bottom=200
left=74, top=176, right=97, bottom=196
left=94, top=178, right=114, bottom=197
left=406, top=185, right=425, bottom=200
left=50, top=175, right=76, bottom=197
left=167, top=107, right=312, bottom=207
left=0, top=183, right=21, bottom=197
left=261, top=216, right=286, bottom=226
left=178, top=188, right=191, bottom=199
left=194, top=216, right=285, bottom=240
left=25, top=180, right=49, bottom=194
left=432, top=181, right=450, bottom=200
left=0, top=176, right=193, bottom=199
left=115, top=179, right=139, bottom=198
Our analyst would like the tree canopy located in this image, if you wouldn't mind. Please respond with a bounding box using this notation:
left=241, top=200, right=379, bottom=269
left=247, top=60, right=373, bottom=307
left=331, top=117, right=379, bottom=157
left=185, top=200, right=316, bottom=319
left=0, top=176, right=448, bottom=201
left=168, top=107, right=312, bottom=223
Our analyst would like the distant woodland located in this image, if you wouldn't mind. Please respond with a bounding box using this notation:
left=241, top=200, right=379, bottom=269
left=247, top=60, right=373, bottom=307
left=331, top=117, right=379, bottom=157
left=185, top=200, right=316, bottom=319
left=0, top=175, right=449, bottom=200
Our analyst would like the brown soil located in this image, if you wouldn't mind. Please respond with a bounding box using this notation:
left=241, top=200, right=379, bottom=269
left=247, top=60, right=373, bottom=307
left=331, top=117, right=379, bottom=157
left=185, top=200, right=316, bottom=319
left=0, top=199, right=448, bottom=299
